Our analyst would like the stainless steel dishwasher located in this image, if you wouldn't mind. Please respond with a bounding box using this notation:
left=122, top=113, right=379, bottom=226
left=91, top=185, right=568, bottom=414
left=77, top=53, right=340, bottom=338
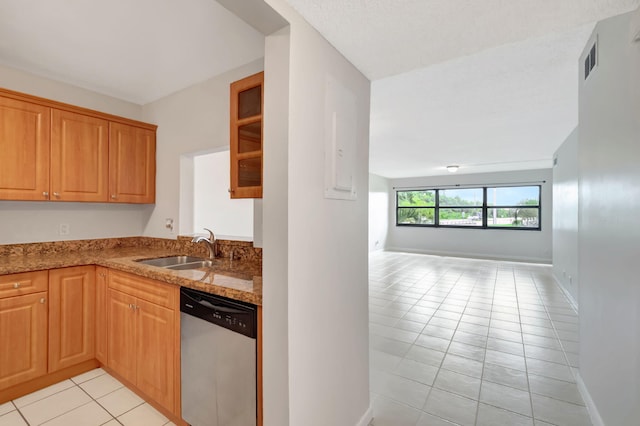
left=180, top=287, right=257, bottom=426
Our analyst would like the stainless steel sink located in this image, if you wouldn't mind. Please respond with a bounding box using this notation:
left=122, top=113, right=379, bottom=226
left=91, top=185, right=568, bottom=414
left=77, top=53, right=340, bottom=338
left=136, top=256, right=212, bottom=270
left=165, top=260, right=213, bottom=270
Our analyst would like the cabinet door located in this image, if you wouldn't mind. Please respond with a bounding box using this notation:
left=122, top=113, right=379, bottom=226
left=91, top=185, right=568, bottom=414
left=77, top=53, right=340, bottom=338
left=136, top=298, right=175, bottom=413
left=107, top=289, right=137, bottom=384
left=48, top=266, right=96, bottom=372
left=230, top=72, right=263, bottom=199
left=95, top=267, right=108, bottom=365
left=0, top=292, right=47, bottom=390
left=51, top=109, right=109, bottom=202
left=0, top=97, right=50, bottom=201
left=109, top=122, right=156, bottom=204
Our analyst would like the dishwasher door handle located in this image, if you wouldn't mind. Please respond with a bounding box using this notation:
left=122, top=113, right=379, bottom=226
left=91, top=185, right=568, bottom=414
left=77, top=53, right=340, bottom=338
left=181, top=290, right=254, bottom=315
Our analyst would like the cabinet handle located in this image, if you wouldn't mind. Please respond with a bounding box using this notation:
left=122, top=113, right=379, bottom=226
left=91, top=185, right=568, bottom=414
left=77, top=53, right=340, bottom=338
left=228, top=188, right=234, bottom=193
left=53, top=192, right=60, bottom=198
left=111, top=194, right=117, bottom=199
left=42, top=191, right=49, bottom=198
left=40, top=298, right=46, bottom=304
left=13, top=283, right=20, bottom=289
left=99, top=272, right=106, bottom=278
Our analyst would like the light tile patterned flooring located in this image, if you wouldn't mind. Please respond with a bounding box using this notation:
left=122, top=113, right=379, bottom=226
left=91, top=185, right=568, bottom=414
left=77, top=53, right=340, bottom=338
left=369, top=251, right=590, bottom=426
left=0, top=369, right=176, bottom=426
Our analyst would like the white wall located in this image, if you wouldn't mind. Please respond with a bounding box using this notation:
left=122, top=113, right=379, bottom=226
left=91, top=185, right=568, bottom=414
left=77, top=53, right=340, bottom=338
left=369, top=173, right=389, bottom=252
left=0, top=202, right=151, bottom=244
left=386, top=169, right=553, bottom=263
left=140, top=59, right=264, bottom=239
left=193, top=150, right=253, bottom=239
left=264, top=1, right=371, bottom=425
left=577, top=9, right=640, bottom=425
left=0, top=65, right=150, bottom=244
left=0, top=64, right=143, bottom=120
left=552, top=128, right=579, bottom=307
left=262, top=25, right=291, bottom=426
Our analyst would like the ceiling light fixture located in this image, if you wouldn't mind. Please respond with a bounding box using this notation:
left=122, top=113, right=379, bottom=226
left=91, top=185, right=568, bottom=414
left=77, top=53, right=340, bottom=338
left=446, top=165, right=459, bottom=173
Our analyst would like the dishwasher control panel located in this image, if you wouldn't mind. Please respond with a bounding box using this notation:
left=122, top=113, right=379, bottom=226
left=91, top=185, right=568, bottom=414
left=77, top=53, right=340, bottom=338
left=180, top=287, right=257, bottom=339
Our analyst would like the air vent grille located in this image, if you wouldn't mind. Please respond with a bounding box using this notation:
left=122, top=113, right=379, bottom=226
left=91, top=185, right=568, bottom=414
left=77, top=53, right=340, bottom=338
left=584, top=41, right=597, bottom=80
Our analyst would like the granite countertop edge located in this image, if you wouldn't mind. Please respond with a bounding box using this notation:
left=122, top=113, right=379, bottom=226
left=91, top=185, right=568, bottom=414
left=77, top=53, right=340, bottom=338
left=0, top=247, right=262, bottom=306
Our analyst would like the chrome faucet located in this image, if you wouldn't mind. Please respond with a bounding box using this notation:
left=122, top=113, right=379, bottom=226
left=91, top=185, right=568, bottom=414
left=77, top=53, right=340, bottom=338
left=192, top=228, right=217, bottom=260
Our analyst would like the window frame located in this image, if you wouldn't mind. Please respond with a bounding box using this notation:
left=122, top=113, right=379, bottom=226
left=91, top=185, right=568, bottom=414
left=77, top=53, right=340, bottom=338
left=395, top=185, right=541, bottom=231
left=395, top=190, right=436, bottom=226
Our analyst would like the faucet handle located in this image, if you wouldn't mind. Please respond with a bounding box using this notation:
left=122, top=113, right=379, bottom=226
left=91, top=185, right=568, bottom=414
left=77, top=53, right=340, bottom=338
left=203, top=228, right=215, bottom=241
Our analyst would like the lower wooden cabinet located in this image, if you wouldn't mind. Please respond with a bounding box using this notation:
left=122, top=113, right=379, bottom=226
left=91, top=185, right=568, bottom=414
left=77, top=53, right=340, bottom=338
left=95, top=267, right=108, bottom=365
left=107, top=288, right=137, bottom=384
left=48, top=266, right=96, bottom=372
left=106, top=270, right=179, bottom=415
left=0, top=268, right=97, bottom=397
left=0, top=291, right=47, bottom=390
left=135, top=297, right=176, bottom=411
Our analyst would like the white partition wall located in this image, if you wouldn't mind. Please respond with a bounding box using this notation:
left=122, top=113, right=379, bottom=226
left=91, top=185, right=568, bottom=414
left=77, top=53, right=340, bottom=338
left=577, top=8, right=640, bottom=425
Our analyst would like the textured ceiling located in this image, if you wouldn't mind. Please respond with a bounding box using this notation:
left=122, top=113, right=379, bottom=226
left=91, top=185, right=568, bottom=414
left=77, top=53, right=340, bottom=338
left=286, top=0, right=640, bottom=80
left=370, top=25, right=593, bottom=178
left=287, top=0, right=640, bottom=178
left=0, top=0, right=265, bottom=104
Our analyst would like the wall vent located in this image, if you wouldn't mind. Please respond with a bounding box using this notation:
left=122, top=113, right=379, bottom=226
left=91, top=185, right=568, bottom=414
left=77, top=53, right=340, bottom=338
left=584, top=40, right=597, bottom=80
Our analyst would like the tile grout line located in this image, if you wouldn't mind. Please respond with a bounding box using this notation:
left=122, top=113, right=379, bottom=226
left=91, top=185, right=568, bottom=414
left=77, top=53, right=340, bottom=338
left=387, top=258, right=467, bottom=424
left=513, top=267, right=537, bottom=424
left=76, top=381, right=122, bottom=425
left=14, top=403, right=30, bottom=426
left=416, top=264, right=481, bottom=425
left=529, top=273, right=579, bottom=377
left=474, top=261, right=499, bottom=426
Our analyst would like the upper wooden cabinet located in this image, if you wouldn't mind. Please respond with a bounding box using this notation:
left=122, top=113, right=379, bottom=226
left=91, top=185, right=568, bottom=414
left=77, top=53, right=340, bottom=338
left=109, top=123, right=156, bottom=203
left=230, top=72, right=263, bottom=199
left=51, top=110, right=109, bottom=202
left=0, top=88, right=156, bottom=204
left=0, top=97, right=50, bottom=201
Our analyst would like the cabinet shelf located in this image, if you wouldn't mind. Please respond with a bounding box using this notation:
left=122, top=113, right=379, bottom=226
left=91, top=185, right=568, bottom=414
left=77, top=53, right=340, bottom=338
left=230, top=72, right=264, bottom=199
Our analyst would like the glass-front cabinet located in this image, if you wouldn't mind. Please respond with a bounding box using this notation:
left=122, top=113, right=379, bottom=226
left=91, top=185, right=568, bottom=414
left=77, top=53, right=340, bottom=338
left=230, top=72, right=264, bottom=198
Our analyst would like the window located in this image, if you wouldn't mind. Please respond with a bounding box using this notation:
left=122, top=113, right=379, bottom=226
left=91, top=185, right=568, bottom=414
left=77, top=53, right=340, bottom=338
left=397, top=190, right=435, bottom=225
left=438, top=188, right=483, bottom=227
left=396, top=185, right=541, bottom=230
left=486, top=186, right=540, bottom=229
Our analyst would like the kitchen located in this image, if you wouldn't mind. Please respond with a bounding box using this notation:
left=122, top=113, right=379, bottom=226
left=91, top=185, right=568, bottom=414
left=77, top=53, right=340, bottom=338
left=1, top=0, right=372, bottom=425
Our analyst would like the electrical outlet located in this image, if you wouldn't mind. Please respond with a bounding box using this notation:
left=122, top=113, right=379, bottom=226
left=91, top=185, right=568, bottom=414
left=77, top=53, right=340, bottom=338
left=59, top=223, right=70, bottom=236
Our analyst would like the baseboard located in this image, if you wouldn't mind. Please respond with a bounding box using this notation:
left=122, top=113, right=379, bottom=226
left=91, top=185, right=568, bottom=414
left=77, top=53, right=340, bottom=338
left=552, top=273, right=579, bottom=312
left=385, top=246, right=552, bottom=265
left=576, top=372, right=605, bottom=426
left=355, top=404, right=373, bottom=426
